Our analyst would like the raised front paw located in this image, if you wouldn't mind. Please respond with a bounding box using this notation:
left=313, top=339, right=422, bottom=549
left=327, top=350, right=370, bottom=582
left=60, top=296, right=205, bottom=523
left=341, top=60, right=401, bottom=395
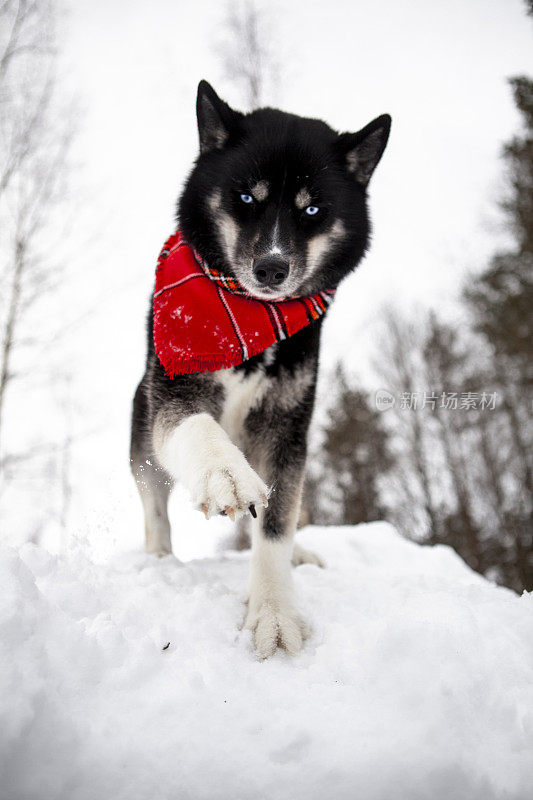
left=193, top=450, right=268, bottom=521
left=162, top=413, right=269, bottom=522
left=245, top=598, right=309, bottom=659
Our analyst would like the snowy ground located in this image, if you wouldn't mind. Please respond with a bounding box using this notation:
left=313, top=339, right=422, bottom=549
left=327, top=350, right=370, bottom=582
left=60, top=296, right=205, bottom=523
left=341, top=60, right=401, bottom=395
left=1, top=521, right=532, bottom=800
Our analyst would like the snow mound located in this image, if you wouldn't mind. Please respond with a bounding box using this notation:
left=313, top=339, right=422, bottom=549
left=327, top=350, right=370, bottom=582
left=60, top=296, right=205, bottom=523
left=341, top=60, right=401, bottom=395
left=1, top=523, right=532, bottom=800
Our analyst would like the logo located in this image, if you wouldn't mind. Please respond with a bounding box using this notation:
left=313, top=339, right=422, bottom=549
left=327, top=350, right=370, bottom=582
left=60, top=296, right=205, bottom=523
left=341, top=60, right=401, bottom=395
left=375, top=389, right=395, bottom=412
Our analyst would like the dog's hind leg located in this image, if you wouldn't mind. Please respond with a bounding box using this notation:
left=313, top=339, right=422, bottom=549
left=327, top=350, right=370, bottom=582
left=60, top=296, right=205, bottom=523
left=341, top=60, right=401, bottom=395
left=131, top=382, right=173, bottom=556
left=234, top=517, right=251, bottom=550
left=132, top=461, right=173, bottom=555
left=291, top=541, right=325, bottom=568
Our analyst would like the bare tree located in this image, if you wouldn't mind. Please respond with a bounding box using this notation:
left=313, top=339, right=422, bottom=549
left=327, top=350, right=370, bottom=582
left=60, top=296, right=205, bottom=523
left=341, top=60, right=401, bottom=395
left=0, top=0, right=74, bottom=464
left=218, top=0, right=280, bottom=110
left=374, top=308, right=442, bottom=541
left=0, top=0, right=78, bottom=550
left=370, top=302, right=532, bottom=591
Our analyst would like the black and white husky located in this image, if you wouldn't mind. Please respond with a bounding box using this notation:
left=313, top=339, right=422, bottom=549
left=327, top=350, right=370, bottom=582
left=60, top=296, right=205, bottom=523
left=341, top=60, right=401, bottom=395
left=131, top=81, right=390, bottom=657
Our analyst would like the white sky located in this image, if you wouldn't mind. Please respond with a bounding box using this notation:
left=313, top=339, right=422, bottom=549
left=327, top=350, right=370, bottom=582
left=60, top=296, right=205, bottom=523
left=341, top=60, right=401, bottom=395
left=60, top=0, right=532, bottom=355
left=33, top=0, right=532, bottom=550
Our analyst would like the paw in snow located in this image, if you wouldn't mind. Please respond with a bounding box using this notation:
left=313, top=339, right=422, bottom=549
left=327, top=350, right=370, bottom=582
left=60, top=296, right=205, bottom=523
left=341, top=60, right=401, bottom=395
left=245, top=599, right=309, bottom=659
left=291, top=542, right=326, bottom=568
left=145, top=542, right=173, bottom=558
left=194, top=450, right=268, bottom=522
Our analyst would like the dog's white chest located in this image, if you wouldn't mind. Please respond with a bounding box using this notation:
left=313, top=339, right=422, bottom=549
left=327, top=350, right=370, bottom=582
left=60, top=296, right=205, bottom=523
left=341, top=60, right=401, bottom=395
left=217, top=368, right=270, bottom=446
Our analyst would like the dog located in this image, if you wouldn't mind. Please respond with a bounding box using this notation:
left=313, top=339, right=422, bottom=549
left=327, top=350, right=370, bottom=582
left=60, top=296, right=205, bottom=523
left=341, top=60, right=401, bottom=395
left=130, top=81, right=390, bottom=658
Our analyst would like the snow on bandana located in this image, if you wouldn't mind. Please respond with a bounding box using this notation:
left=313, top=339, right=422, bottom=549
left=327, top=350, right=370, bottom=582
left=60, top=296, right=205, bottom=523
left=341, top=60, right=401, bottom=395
left=153, top=231, right=335, bottom=377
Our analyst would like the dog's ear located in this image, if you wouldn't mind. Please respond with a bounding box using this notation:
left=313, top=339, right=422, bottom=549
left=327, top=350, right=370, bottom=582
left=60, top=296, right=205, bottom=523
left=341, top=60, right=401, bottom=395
left=335, top=114, right=391, bottom=186
left=196, top=80, right=242, bottom=155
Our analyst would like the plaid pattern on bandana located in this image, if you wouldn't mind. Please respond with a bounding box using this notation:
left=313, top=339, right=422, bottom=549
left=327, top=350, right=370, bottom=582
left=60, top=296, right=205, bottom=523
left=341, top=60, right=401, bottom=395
left=153, top=231, right=336, bottom=376
left=159, top=234, right=250, bottom=295
left=198, top=260, right=250, bottom=296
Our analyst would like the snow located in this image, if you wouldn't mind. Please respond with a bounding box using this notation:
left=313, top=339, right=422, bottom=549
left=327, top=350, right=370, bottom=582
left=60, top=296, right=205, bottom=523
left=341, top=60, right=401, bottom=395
left=1, top=522, right=532, bottom=800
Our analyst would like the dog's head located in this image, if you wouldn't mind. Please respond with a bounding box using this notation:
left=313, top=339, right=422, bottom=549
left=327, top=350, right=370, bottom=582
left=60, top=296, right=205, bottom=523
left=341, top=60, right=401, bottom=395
left=179, top=81, right=391, bottom=299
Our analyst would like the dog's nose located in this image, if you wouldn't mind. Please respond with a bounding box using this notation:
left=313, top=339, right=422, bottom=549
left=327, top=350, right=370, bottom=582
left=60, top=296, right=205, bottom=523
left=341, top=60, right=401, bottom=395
left=253, top=257, right=289, bottom=288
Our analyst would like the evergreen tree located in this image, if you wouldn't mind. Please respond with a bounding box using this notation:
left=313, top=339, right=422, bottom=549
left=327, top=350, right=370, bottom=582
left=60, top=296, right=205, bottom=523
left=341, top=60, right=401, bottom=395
left=463, top=76, right=532, bottom=588
left=465, top=77, right=533, bottom=386
left=318, top=365, right=394, bottom=526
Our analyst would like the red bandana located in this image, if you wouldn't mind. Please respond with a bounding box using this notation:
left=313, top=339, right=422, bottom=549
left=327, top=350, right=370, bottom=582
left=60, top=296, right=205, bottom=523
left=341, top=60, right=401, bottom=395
left=153, top=232, right=335, bottom=377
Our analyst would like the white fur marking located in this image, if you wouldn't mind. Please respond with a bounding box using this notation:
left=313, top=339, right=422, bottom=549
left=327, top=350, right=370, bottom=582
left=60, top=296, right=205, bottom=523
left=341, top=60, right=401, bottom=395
left=295, top=187, right=311, bottom=209
left=217, top=211, right=239, bottom=263
left=207, top=188, right=222, bottom=212
left=251, top=180, right=269, bottom=202
left=217, top=369, right=270, bottom=447
left=270, top=219, right=281, bottom=250
left=207, top=189, right=239, bottom=263
left=306, top=219, right=346, bottom=275
left=262, top=343, right=278, bottom=368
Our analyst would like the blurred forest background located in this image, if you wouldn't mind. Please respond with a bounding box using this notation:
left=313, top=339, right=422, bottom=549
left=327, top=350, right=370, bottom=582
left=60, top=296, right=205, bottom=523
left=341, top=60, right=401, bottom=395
left=0, top=0, right=531, bottom=591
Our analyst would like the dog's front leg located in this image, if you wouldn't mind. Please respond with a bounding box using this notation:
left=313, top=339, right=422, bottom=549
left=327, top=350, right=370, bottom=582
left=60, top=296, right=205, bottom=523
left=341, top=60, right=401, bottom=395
left=154, top=412, right=268, bottom=519
left=245, top=465, right=308, bottom=658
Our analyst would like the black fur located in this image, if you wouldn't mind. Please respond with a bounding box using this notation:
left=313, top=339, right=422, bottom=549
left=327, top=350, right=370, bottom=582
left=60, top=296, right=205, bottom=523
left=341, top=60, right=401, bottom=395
left=131, top=81, right=390, bottom=554
left=179, top=81, right=390, bottom=299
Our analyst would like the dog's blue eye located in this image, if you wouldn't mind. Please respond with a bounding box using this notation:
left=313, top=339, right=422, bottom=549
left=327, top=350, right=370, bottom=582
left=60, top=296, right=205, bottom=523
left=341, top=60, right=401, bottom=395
left=305, top=205, right=319, bottom=216
left=240, top=193, right=253, bottom=204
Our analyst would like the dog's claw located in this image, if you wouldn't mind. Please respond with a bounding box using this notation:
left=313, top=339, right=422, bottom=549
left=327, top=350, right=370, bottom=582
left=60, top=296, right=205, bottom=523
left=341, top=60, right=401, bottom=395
left=201, top=503, right=210, bottom=520
left=225, top=506, right=235, bottom=522
left=261, top=492, right=269, bottom=509
left=249, top=503, right=257, bottom=519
